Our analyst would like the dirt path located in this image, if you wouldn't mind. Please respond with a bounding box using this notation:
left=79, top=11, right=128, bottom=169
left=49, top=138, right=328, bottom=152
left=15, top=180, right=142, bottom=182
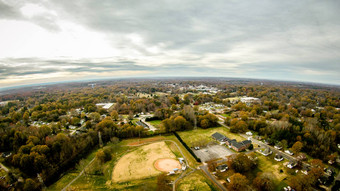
left=61, top=157, right=96, bottom=191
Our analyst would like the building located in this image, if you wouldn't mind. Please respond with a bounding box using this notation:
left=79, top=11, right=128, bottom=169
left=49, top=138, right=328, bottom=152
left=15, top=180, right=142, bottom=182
left=246, top=131, right=253, bottom=136
left=274, top=144, right=282, bottom=150
left=259, top=148, right=273, bottom=156
left=212, top=132, right=227, bottom=142
left=216, top=164, right=228, bottom=172
left=211, top=132, right=251, bottom=152
left=285, top=150, right=294, bottom=156
left=240, top=97, right=260, bottom=105
left=301, top=166, right=310, bottom=175
left=229, top=139, right=252, bottom=152
left=274, top=154, right=284, bottom=161
left=95, top=103, right=115, bottom=109
left=287, top=161, right=297, bottom=169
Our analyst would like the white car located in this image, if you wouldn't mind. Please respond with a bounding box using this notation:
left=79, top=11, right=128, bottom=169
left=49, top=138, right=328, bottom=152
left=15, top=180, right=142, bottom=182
left=285, top=150, right=294, bottom=155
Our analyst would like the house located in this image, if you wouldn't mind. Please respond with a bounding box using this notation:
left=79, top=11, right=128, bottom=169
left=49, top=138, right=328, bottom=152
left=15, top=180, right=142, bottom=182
left=285, top=150, right=294, bottom=156
left=274, top=144, right=282, bottom=150
left=1, top=152, right=11, bottom=158
left=182, top=164, right=187, bottom=171
left=324, top=167, right=335, bottom=176
left=274, top=154, right=283, bottom=161
left=260, top=148, right=272, bottom=156
left=229, top=140, right=252, bottom=152
left=212, top=132, right=251, bottom=151
left=212, top=132, right=227, bottom=142
left=297, top=153, right=307, bottom=161
left=216, top=164, right=228, bottom=172
left=246, top=131, right=253, bottom=136
left=301, top=166, right=310, bottom=175
left=287, top=161, right=297, bottom=169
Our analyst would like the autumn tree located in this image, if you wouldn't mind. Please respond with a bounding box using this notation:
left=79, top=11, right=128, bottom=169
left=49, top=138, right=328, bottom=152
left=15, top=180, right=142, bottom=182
left=291, top=141, right=303, bottom=154
left=110, top=110, right=119, bottom=121
left=228, top=173, right=249, bottom=191
left=231, top=153, right=255, bottom=173
left=253, top=172, right=274, bottom=191
left=96, top=147, right=112, bottom=163
left=156, top=173, right=171, bottom=191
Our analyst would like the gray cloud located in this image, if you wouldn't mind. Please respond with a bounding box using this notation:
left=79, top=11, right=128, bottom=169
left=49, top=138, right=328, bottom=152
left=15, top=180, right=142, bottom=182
left=0, top=0, right=339, bottom=85
left=0, top=1, right=22, bottom=19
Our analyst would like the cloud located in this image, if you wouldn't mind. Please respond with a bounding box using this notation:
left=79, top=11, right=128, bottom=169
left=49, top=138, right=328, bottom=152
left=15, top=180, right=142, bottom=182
left=0, top=0, right=339, bottom=86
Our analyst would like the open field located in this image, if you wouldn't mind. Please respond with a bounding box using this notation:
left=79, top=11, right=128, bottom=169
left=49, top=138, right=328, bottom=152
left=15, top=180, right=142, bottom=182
left=154, top=158, right=181, bottom=172
left=256, top=153, right=288, bottom=181
left=224, top=96, right=241, bottom=102
left=48, top=135, right=201, bottom=190
left=248, top=153, right=290, bottom=191
left=178, top=126, right=246, bottom=147
left=219, top=113, right=230, bottom=118
left=148, top=120, right=162, bottom=128
left=127, top=136, right=165, bottom=146
left=112, top=141, right=178, bottom=182
left=177, top=170, right=218, bottom=191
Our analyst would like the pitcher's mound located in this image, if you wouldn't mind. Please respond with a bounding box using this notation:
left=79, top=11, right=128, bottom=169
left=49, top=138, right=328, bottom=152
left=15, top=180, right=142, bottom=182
left=154, top=158, right=181, bottom=172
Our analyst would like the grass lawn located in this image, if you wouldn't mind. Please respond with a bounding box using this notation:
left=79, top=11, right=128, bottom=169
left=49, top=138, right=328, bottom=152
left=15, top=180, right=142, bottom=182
left=177, top=170, right=219, bottom=191
left=47, top=146, right=99, bottom=191
left=250, top=152, right=291, bottom=190
left=177, top=126, right=246, bottom=147
left=47, top=140, right=132, bottom=191
left=220, top=113, right=230, bottom=118
left=48, top=135, right=201, bottom=190
left=148, top=120, right=162, bottom=128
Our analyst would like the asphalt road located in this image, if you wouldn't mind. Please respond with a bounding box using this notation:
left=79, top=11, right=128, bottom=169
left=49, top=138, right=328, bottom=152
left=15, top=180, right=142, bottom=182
left=218, top=120, right=309, bottom=167
left=200, top=165, right=227, bottom=191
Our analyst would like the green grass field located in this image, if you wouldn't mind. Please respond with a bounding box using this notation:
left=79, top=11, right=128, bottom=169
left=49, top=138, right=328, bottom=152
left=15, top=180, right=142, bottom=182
left=148, top=120, right=162, bottom=128
left=247, top=153, right=290, bottom=191
left=177, top=126, right=246, bottom=147
left=220, top=113, right=230, bottom=118
left=47, top=135, right=201, bottom=190
left=177, top=170, right=218, bottom=191
left=47, top=147, right=99, bottom=191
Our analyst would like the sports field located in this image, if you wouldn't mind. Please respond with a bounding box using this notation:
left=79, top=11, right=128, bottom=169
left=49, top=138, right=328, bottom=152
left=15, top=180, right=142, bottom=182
left=112, top=141, right=178, bottom=182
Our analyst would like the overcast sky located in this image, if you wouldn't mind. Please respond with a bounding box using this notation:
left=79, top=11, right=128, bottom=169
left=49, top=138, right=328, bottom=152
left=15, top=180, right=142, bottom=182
left=0, top=0, right=340, bottom=87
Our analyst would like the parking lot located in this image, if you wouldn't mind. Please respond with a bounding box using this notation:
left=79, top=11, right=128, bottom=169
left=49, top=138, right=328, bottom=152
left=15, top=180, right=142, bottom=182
left=193, top=144, right=234, bottom=162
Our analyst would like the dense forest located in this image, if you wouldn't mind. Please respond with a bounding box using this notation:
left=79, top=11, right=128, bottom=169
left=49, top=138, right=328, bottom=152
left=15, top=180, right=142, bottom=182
left=0, top=78, right=339, bottom=190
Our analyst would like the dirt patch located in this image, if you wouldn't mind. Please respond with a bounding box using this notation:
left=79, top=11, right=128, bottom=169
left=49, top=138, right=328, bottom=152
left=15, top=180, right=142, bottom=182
left=127, top=137, right=164, bottom=146
left=112, top=141, right=177, bottom=182
left=154, top=158, right=181, bottom=172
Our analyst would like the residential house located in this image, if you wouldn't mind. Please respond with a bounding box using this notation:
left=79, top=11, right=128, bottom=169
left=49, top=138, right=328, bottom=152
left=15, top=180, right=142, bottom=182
left=301, top=166, right=310, bottom=175
left=212, top=132, right=251, bottom=152
left=211, top=132, right=227, bottom=143
left=274, top=144, right=282, bottom=150
left=216, top=164, right=228, bottom=172
left=285, top=150, right=294, bottom=156
left=260, top=148, right=272, bottom=156
left=274, top=154, right=283, bottom=161
left=229, top=139, right=251, bottom=152
left=324, top=167, right=335, bottom=176
left=287, top=161, right=297, bottom=169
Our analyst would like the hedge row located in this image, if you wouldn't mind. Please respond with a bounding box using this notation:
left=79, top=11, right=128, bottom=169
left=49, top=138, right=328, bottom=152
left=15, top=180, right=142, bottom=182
left=145, top=116, right=160, bottom=121
left=173, top=132, right=201, bottom=162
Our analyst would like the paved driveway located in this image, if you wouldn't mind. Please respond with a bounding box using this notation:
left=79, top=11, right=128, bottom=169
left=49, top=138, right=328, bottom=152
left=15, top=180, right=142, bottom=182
left=193, top=144, right=234, bottom=162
